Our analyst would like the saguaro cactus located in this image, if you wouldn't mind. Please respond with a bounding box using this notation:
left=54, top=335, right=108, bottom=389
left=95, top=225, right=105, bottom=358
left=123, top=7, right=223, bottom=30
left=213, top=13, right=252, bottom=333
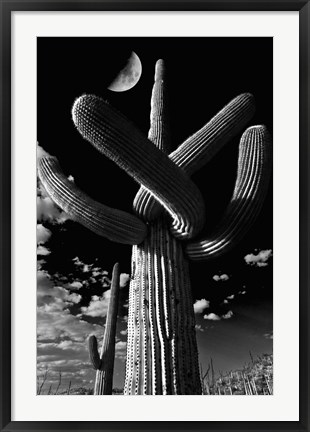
left=88, top=262, right=120, bottom=395
left=38, top=59, right=272, bottom=395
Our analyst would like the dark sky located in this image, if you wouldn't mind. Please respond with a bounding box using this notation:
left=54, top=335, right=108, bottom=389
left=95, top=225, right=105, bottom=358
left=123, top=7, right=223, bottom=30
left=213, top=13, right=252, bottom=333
left=37, top=37, right=273, bottom=391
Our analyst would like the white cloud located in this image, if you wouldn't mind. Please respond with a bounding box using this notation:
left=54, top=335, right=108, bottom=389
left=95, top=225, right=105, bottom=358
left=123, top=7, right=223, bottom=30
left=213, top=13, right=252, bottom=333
left=115, top=341, right=127, bottom=361
left=120, top=273, right=130, bottom=288
left=80, top=290, right=111, bottom=318
left=68, top=281, right=83, bottom=290
left=222, top=310, right=234, bottom=319
left=213, top=274, right=229, bottom=282
left=120, top=329, right=127, bottom=336
left=223, top=299, right=229, bottom=304
left=37, top=245, right=51, bottom=256
left=37, top=224, right=52, bottom=245
left=244, top=249, right=272, bottom=267
left=193, top=298, right=210, bottom=314
left=195, top=324, right=204, bottom=332
left=203, top=313, right=221, bottom=321
left=37, top=307, right=102, bottom=342
left=227, top=294, right=234, bottom=300
left=37, top=270, right=82, bottom=308
left=83, top=264, right=91, bottom=273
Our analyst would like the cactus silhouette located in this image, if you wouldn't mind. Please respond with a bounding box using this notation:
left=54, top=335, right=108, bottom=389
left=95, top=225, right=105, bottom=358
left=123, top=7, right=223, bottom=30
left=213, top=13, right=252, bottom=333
left=88, top=263, right=120, bottom=395
left=38, top=59, right=272, bottom=395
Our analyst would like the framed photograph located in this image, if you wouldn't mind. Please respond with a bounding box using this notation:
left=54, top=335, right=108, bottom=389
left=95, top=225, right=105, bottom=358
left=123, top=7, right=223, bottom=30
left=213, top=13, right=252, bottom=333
left=1, top=1, right=309, bottom=431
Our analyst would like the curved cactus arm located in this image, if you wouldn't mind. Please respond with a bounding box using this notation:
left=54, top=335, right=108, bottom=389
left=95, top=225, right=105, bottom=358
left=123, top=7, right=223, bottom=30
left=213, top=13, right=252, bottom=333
left=72, top=95, right=206, bottom=240
left=171, top=92, right=255, bottom=173
left=88, top=335, right=102, bottom=370
left=38, top=156, right=147, bottom=245
left=186, top=125, right=272, bottom=261
left=133, top=93, right=255, bottom=221
left=133, top=59, right=172, bottom=220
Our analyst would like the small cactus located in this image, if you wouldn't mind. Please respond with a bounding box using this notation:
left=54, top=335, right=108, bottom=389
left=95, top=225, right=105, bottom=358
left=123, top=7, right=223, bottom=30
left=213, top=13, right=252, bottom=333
left=88, top=335, right=101, bottom=370
left=88, top=263, right=120, bottom=395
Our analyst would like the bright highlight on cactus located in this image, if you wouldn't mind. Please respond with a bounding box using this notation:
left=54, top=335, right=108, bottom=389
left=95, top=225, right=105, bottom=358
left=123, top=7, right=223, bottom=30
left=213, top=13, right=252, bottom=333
left=39, top=58, right=272, bottom=395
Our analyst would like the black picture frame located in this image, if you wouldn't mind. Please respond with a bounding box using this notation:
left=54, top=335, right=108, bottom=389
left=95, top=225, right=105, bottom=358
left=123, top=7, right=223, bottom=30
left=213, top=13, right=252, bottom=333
left=0, top=1, right=309, bottom=431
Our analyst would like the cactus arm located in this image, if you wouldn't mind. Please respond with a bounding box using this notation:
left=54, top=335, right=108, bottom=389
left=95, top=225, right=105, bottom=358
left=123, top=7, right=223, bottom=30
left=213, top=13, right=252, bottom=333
left=147, top=59, right=171, bottom=153
left=38, top=156, right=147, bottom=245
left=133, top=93, right=256, bottom=221
left=186, top=126, right=272, bottom=261
left=171, top=92, right=255, bottom=174
left=88, top=335, right=101, bottom=370
left=133, top=59, right=171, bottom=220
left=72, top=95, right=206, bottom=240
left=94, top=263, right=121, bottom=395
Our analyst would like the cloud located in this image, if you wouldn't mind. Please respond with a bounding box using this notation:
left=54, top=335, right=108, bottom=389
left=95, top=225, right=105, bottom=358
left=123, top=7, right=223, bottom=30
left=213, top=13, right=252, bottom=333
left=203, top=313, right=221, bottom=321
left=37, top=307, right=102, bottom=343
left=223, top=299, right=229, bottom=304
left=222, top=310, right=234, bottom=319
left=37, top=194, right=69, bottom=224
left=36, top=258, right=109, bottom=391
left=226, top=294, right=234, bottom=300
left=115, top=341, right=127, bottom=361
left=68, top=281, right=83, bottom=290
left=193, top=298, right=210, bottom=314
left=213, top=274, right=229, bottom=282
left=37, top=270, right=82, bottom=309
left=244, top=249, right=272, bottom=267
left=120, top=329, right=128, bottom=336
left=195, top=324, right=204, bottom=332
left=80, top=290, right=111, bottom=318
left=203, top=310, right=234, bottom=321
left=120, top=273, right=130, bottom=288
left=264, top=332, right=273, bottom=340
left=37, top=224, right=52, bottom=245
left=37, top=245, right=51, bottom=256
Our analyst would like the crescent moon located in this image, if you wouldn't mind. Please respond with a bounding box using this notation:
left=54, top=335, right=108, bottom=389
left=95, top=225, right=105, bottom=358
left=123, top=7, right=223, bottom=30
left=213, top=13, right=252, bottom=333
left=108, top=52, right=142, bottom=92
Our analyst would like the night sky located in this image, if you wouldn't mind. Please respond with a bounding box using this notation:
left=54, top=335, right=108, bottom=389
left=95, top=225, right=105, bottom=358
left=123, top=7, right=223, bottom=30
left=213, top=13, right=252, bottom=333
left=37, top=37, right=273, bottom=392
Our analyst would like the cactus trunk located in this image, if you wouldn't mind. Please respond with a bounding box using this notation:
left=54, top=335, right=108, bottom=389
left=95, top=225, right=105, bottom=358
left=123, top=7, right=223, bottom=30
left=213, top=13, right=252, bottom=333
left=124, top=218, right=201, bottom=395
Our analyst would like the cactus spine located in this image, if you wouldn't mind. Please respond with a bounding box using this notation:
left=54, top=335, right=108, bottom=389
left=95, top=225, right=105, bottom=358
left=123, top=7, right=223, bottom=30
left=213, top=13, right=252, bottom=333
left=88, top=263, right=120, bottom=395
left=38, top=59, right=272, bottom=395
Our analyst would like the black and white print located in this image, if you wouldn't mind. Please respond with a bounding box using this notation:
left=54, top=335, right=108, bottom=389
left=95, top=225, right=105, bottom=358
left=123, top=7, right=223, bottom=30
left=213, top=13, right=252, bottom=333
left=37, top=37, right=273, bottom=395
